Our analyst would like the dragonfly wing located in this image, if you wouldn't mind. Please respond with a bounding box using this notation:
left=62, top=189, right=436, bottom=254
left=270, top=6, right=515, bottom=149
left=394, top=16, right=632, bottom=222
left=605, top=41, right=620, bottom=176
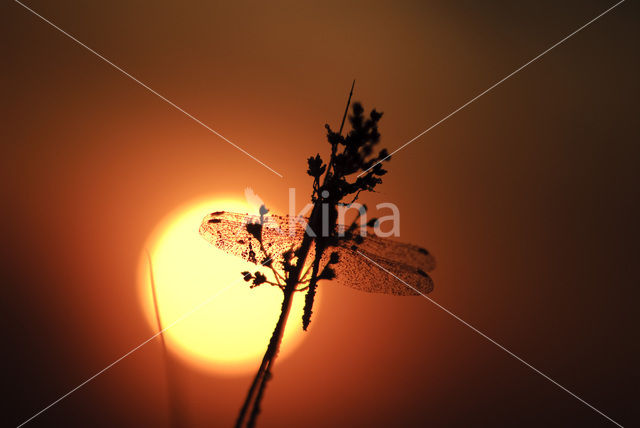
left=348, top=234, right=436, bottom=273
left=321, top=236, right=435, bottom=296
left=199, top=211, right=306, bottom=266
left=200, top=211, right=435, bottom=295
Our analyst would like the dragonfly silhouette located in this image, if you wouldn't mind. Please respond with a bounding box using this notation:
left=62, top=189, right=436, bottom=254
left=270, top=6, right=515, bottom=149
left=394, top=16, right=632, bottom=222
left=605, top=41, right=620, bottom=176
left=200, top=210, right=435, bottom=297
left=198, top=83, right=436, bottom=428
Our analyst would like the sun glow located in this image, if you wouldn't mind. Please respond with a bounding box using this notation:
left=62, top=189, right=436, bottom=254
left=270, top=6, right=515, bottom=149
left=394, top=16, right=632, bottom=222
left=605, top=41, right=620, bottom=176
left=138, top=197, right=312, bottom=375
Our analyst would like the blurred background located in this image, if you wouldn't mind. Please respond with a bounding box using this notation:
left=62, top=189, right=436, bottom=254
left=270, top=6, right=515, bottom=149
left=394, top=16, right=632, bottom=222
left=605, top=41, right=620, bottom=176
left=3, top=0, right=639, bottom=426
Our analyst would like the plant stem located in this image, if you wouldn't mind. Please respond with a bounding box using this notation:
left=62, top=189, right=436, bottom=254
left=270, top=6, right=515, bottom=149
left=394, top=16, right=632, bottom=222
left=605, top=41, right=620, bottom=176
left=325, top=80, right=355, bottom=181
left=146, top=250, right=184, bottom=428
left=235, top=206, right=320, bottom=428
left=236, top=82, right=355, bottom=426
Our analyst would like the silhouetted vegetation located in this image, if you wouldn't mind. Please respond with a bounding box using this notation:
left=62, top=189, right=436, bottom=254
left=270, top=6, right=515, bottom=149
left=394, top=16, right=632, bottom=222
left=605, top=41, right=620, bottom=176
left=235, top=82, right=391, bottom=428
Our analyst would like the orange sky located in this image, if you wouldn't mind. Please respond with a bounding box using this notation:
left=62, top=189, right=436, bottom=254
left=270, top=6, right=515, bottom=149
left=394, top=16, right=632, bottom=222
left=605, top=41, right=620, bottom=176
left=4, top=1, right=639, bottom=427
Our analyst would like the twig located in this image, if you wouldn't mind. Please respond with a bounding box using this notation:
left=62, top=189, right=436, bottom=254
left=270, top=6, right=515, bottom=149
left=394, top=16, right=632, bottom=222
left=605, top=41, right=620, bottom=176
left=146, top=250, right=184, bottom=428
left=324, top=79, right=355, bottom=181
left=237, top=207, right=320, bottom=428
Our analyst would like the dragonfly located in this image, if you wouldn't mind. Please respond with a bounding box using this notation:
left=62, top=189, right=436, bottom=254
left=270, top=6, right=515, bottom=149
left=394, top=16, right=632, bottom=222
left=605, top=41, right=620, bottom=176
left=199, top=210, right=435, bottom=296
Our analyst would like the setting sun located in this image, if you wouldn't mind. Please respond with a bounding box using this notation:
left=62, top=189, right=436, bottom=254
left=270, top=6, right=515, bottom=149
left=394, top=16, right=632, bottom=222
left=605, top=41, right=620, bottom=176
left=138, top=197, right=311, bottom=375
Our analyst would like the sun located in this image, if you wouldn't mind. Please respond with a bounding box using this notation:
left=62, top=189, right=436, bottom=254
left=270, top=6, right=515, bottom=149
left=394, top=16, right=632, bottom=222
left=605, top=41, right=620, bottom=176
left=138, top=196, right=313, bottom=375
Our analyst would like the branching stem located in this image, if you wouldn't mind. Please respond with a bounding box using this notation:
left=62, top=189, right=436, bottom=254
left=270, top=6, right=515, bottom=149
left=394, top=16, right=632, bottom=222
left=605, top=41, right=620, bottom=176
left=236, top=206, right=320, bottom=428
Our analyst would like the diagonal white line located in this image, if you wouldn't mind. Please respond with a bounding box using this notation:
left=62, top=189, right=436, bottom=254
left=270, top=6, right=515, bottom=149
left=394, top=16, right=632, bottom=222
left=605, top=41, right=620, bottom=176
left=356, top=250, right=624, bottom=428
left=15, top=267, right=257, bottom=428
left=359, top=0, right=626, bottom=177
left=14, top=0, right=283, bottom=178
